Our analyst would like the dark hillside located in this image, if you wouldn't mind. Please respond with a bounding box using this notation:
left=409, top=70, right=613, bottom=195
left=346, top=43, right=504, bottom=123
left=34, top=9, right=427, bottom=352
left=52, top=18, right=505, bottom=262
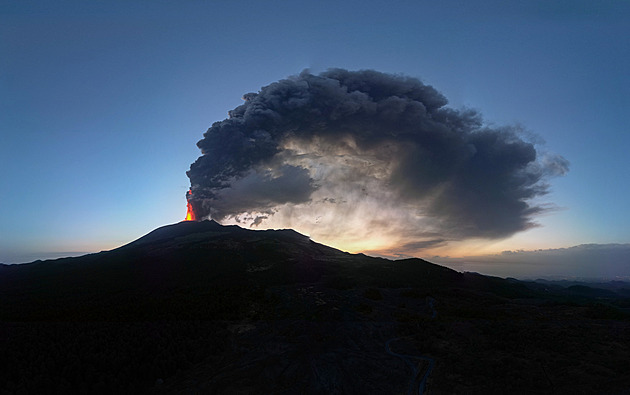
left=1, top=220, right=629, bottom=394
left=0, top=221, right=466, bottom=321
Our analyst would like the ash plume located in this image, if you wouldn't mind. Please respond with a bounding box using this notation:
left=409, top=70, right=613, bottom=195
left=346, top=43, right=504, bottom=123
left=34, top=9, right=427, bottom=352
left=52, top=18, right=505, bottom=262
left=187, top=69, right=568, bottom=249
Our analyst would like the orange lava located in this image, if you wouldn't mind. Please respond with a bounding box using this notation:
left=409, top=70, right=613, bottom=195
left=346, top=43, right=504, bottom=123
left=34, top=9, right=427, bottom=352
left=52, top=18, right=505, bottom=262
left=185, top=189, right=196, bottom=221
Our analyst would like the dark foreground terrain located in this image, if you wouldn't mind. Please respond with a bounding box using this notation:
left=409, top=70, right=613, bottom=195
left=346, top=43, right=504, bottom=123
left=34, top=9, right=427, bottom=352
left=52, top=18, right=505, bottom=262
left=1, top=220, right=629, bottom=394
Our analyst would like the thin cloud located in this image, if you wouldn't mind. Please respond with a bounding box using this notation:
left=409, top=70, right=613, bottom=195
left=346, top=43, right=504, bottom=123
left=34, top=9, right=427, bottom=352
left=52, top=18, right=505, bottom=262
left=432, top=244, right=630, bottom=279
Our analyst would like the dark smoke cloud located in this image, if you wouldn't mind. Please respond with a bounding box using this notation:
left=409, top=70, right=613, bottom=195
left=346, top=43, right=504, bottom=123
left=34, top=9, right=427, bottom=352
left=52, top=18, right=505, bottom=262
left=187, top=69, right=568, bottom=245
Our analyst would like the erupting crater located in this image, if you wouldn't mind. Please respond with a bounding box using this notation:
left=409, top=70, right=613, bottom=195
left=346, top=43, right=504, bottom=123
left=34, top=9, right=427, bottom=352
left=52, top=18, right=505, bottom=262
left=185, top=189, right=196, bottom=221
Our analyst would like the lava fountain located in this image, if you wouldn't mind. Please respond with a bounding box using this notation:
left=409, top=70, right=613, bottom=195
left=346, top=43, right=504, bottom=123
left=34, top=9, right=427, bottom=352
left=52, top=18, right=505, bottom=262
left=185, top=189, right=196, bottom=221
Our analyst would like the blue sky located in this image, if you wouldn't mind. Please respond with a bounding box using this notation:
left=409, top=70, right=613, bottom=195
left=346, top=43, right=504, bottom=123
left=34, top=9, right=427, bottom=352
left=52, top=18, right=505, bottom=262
left=1, top=1, right=629, bottom=278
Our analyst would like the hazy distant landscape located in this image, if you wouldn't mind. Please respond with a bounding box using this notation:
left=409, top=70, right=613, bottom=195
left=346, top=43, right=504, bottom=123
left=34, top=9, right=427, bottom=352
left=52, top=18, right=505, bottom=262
left=2, top=221, right=629, bottom=394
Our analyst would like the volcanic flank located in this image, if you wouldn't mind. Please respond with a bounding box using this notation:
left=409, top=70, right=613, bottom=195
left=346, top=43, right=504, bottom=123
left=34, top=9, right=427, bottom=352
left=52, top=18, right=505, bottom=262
left=2, top=221, right=630, bottom=393
left=0, top=220, right=461, bottom=307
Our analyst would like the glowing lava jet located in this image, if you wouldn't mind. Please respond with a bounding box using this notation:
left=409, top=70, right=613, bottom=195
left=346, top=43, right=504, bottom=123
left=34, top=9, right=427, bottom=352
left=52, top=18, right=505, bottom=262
left=185, top=189, right=196, bottom=221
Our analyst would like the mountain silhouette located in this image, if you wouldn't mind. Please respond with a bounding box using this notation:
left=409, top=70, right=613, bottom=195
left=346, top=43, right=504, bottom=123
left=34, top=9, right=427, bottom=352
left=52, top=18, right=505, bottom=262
left=0, top=220, right=471, bottom=320
left=2, top=220, right=629, bottom=394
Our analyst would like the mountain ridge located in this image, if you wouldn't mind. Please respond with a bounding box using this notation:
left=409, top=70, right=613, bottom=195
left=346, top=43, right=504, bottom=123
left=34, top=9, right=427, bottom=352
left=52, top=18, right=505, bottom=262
left=2, top=220, right=630, bottom=394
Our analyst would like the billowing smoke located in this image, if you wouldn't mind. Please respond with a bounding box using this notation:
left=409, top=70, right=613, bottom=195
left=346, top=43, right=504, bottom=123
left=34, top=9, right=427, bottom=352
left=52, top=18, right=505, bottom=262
left=187, top=69, right=568, bottom=252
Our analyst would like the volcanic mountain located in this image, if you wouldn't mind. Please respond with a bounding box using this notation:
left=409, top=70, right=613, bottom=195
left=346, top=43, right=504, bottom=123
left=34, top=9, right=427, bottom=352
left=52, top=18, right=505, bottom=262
left=0, top=220, right=468, bottom=320
left=2, top=220, right=629, bottom=394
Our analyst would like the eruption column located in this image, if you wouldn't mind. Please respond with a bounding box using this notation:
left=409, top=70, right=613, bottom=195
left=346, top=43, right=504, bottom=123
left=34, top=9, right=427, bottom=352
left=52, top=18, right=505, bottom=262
left=185, top=189, right=196, bottom=221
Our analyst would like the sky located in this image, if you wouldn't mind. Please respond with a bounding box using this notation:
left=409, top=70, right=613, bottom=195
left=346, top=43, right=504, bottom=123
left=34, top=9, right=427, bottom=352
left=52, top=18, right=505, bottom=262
left=1, top=0, right=629, bottom=279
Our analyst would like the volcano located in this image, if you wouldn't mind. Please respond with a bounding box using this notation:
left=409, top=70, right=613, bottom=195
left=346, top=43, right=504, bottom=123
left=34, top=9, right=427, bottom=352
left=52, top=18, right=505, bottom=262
left=0, top=220, right=464, bottom=320
left=2, top=221, right=629, bottom=394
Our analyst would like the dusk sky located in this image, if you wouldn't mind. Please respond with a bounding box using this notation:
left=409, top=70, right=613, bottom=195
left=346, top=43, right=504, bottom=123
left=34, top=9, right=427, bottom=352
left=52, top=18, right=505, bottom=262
left=1, top=1, right=629, bottom=279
